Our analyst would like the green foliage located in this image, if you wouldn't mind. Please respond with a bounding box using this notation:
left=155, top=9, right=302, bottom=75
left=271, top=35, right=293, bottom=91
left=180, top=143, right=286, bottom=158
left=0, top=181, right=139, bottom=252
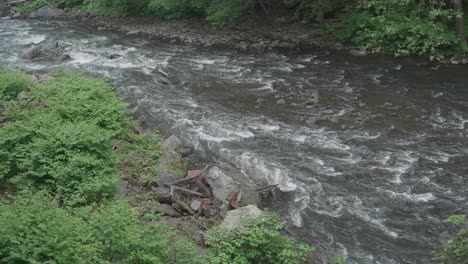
left=118, top=129, right=164, bottom=185
left=435, top=215, right=468, bottom=264
left=0, top=70, right=128, bottom=206
left=0, top=66, right=34, bottom=101
left=205, top=0, right=254, bottom=26
left=335, top=0, right=461, bottom=57
left=205, top=212, right=313, bottom=264
left=0, top=192, right=202, bottom=264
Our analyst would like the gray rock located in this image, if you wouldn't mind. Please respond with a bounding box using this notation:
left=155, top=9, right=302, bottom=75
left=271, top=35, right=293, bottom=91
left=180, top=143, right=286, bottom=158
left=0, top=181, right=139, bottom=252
left=205, top=166, right=238, bottom=202
left=158, top=152, right=186, bottom=179
left=163, top=135, right=183, bottom=153
left=29, top=3, right=64, bottom=18
left=190, top=200, right=202, bottom=212
left=55, top=54, right=72, bottom=64
left=176, top=146, right=192, bottom=157
left=22, top=47, right=41, bottom=60
left=221, top=205, right=262, bottom=230
left=37, top=74, right=51, bottom=83
left=17, top=91, right=29, bottom=101
left=126, top=30, right=141, bottom=35
left=277, top=99, right=286, bottom=105
left=156, top=171, right=177, bottom=188
left=349, top=49, right=368, bottom=57
left=155, top=187, right=173, bottom=204
left=157, top=204, right=182, bottom=217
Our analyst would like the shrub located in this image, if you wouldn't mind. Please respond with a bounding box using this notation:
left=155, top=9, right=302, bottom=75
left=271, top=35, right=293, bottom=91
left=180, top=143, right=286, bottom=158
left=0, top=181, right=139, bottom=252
left=0, top=192, right=202, bottom=264
left=205, top=212, right=313, bottom=264
left=435, top=215, right=468, bottom=264
left=0, top=71, right=128, bottom=205
left=335, top=0, right=461, bottom=57
left=0, top=66, right=34, bottom=101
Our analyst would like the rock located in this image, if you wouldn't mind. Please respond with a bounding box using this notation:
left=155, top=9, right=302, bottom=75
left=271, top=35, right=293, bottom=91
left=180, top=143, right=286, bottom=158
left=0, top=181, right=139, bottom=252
left=156, top=171, right=178, bottom=188
left=277, top=99, right=286, bottom=105
left=163, top=135, right=183, bottom=154
left=306, top=116, right=318, bottom=126
left=205, top=166, right=238, bottom=202
left=0, top=0, right=7, bottom=17
left=126, top=30, right=141, bottom=36
left=109, top=54, right=121, bottom=59
left=17, top=91, right=29, bottom=101
left=22, top=47, right=41, bottom=60
left=155, top=187, right=173, bottom=204
left=158, top=153, right=186, bottom=179
left=221, top=205, right=262, bottom=230
left=55, top=54, right=72, bottom=64
left=29, top=3, right=64, bottom=18
left=159, top=77, right=170, bottom=85
left=176, top=146, right=192, bottom=157
left=36, top=74, right=51, bottom=83
left=190, top=200, right=202, bottom=212
left=349, top=49, right=368, bottom=57
left=158, top=204, right=182, bottom=217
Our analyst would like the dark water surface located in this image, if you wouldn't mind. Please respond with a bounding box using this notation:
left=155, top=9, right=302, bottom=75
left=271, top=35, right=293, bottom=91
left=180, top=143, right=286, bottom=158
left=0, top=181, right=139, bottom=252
left=1, top=19, right=467, bottom=263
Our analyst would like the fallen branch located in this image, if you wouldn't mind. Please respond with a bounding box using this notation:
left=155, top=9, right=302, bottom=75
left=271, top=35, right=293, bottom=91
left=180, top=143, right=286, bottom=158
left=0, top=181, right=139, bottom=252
left=171, top=186, right=205, bottom=197
left=167, top=164, right=214, bottom=186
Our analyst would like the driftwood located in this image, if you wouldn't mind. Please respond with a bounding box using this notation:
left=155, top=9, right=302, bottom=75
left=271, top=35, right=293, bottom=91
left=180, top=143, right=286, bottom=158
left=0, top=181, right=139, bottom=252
left=170, top=186, right=205, bottom=197
left=167, top=164, right=213, bottom=186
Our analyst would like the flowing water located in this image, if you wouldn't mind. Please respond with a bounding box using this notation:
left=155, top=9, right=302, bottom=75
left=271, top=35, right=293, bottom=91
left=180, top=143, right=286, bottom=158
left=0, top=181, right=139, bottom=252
left=1, top=19, right=467, bottom=263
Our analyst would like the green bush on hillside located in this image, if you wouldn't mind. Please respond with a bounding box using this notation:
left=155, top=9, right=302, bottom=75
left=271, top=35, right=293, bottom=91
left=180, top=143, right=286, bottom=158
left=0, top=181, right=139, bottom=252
left=0, top=192, right=201, bottom=264
left=205, top=212, right=313, bottom=264
left=0, top=67, right=34, bottom=101
left=435, top=215, right=468, bottom=264
left=335, top=0, right=461, bottom=57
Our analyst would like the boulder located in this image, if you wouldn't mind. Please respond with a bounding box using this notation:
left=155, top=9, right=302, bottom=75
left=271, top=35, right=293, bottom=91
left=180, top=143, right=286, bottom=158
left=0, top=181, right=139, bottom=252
left=190, top=200, right=202, bottom=212
left=349, top=49, right=368, bottom=57
left=155, top=187, right=173, bottom=204
left=22, top=47, right=41, bottom=60
left=221, top=205, right=262, bottom=230
left=156, top=171, right=178, bottom=188
left=29, top=3, right=64, bottom=18
left=157, top=204, right=182, bottom=217
left=55, top=54, right=72, bottom=64
left=163, top=135, right=183, bottom=154
left=205, top=166, right=238, bottom=202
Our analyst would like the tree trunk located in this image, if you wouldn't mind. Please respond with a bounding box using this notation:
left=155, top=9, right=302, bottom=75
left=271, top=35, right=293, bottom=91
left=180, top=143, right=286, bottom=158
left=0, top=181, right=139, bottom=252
left=455, top=0, right=467, bottom=48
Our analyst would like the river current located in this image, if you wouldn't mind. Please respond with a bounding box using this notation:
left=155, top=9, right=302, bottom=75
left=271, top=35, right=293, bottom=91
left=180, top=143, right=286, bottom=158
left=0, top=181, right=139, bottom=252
left=1, top=19, right=467, bottom=263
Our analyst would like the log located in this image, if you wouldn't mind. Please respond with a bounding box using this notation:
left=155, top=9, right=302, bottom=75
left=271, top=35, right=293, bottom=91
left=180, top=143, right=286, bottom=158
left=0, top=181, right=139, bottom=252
left=171, top=186, right=204, bottom=197
left=167, top=164, right=214, bottom=186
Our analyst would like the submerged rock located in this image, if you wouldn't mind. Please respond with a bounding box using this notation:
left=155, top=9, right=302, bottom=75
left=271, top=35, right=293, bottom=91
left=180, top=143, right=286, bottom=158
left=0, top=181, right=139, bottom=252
left=221, top=205, right=262, bottom=230
left=22, top=47, right=41, bottom=60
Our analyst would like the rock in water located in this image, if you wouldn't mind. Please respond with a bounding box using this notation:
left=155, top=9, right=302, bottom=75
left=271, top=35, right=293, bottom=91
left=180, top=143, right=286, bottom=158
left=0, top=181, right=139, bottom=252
left=55, top=54, right=72, bottom=64
left=205, top=166, right=238, bottom=202
left=221, top=205, right=262, bottom=230
left=349, top=49, right=368, bottom=57
left=163, top=135, right=183, bottom=154
left=22, top=47, right=41, bottom=60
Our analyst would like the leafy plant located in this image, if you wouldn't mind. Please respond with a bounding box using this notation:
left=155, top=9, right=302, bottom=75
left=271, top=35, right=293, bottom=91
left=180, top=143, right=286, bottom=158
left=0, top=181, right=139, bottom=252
left=435, top=215, right=468, bottom=264
left=0, top=66, right=34, bottom=101
left=205, top=212, right=313, bottom=264
left=334, top=0, right=461, bottom=57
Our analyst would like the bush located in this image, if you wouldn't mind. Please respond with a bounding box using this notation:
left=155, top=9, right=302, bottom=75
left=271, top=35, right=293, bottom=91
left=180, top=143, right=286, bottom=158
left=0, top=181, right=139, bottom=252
left=0, top=66, right=34, bottom=101
left=335, top=0, right=461, bottom=57
left=435, top=215, right=468, bottom=264
left=0, top=71, right=128, bottom=206
left=0, top=192, right=202, bottom=264
left=205, top=212, right=313, bottom=264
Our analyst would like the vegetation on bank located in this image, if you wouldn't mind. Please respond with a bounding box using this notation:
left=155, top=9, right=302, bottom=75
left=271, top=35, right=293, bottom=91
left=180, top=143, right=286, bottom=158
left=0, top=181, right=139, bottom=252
left=0, top=65, right=312, bottom=263
left=19, top=0, right=468, bottom=58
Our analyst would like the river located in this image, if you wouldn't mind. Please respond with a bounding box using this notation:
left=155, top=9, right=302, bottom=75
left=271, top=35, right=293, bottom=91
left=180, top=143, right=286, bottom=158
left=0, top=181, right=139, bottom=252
left=1, top=19, right=467, bottom=264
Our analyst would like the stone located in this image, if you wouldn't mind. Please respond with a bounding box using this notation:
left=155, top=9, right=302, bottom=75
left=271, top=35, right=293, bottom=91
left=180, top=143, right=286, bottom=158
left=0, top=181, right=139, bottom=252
left=157, top=204, right=182, bottom=217
left=221, top=205, right=262, bottom=230
left=277, top=99, right=286, bottom=105
left=29, top=3, right=64, bottom=18
left=190, top=200, right=202, bottom=212
left=349, top=49, right=368, bottom=57
left=155, top=187, right=173, bottom=204
left=37, top=74, right=51, bottom=83
left=17, top=91, right=29, bottom=101
left=205, top=166, right=238, bottom=202
left=22, top=47, right=41, bottom=60
left=109, top=54, right=121, bottom=60
left=55, top=54, right=72, bottom=64
left=126, top=30, right=141, bottom=35
left=163, top=135, right=182, bottom=153
left=158, top=153, right=186, bottom=179
left=176, top=146, right=192, bottom=157
left=156, top=170, right=178, bottom=188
